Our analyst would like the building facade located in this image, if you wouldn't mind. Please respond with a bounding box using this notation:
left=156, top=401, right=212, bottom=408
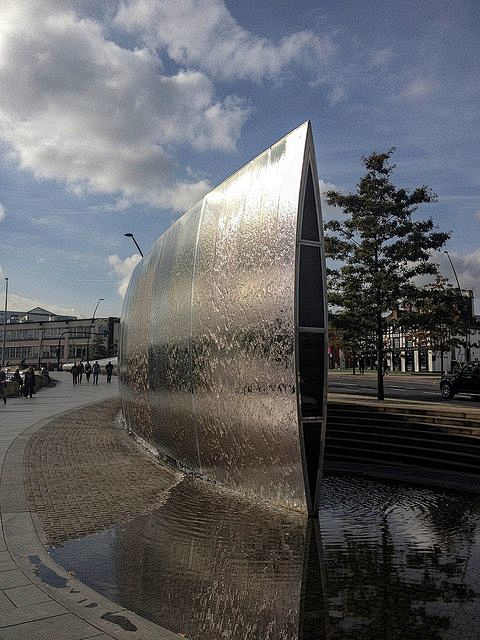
left=329, top=293, right=480, bottom=373
left=1, top=309, right=119, bottom=367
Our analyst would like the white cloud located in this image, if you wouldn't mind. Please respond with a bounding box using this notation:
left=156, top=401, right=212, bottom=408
left=0, top=1, right=250, bottom=212
left=436, top=249, right=480, bottom=310
left=369, top=48, right=394, bottom=68
left=399, top=77, right=435, bottom=102
left=459, top=249, right=480, bottom=282
left=114, top=0, right=334, bottom=82
left=5, top=291, right=80, bottom=317
left=326, top=85, right=346, bottom=106
left=1, top=265, right=81, bottom=315
left=0, top=203, right=6, bottom=221
left=319, top=179, right=345, bottom=221
left=108, top=253, right=142, bottom=297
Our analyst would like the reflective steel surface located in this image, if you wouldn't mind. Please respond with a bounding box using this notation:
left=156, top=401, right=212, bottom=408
left=51, top=473, right=480, bottom=640
left=119, top=122, right=327, bottom=513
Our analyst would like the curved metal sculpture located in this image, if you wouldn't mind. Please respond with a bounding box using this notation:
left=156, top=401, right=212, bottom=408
left=120, top=122, right=327, bottom=515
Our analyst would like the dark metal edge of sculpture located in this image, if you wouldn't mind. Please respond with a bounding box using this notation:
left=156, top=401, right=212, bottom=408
left=295, top=125, right=328, bottom=515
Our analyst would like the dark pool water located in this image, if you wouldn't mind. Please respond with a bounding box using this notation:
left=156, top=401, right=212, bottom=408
left=50, top=474, right=480, bottom=640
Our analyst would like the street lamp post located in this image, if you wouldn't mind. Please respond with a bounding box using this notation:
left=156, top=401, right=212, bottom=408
left=38, top=326, right=45, bottom=369
left=87, top=298, right=104, bottom=363
left=57, top=329, right=75, bottom=370
left=444, top=250, right=470, bottom=362
left=2, top=277, right=8, bottom=367
left=124, top=233, right=144, bottom=257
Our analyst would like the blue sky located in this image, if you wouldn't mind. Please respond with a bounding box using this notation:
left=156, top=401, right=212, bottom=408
left=0, top=0, right=479, bottom=317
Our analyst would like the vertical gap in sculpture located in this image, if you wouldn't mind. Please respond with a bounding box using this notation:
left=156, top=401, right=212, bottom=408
left=302, top=421, right=323, bottom=508
left=301, top=166, right=320, bottom=242
left=298, top=161, right=325, bottom=514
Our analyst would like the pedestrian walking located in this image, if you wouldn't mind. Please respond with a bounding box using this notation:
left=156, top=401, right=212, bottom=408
left=85, top=361, right=92, bottom=383
left=78, top=361, right=84, bottom=384
left=92, top=360, right=100, bottom=385
left=71, top=363, right=79, bottom=385
left=0, top=369, right=7, bottom=405
left=383, top=357, right=389, bottom=376
left=359, top=355, right=365, bottom=375
left=105, top=361, right=114, bottom=383
left=23, top=367, right=36, bottom=398
left=12, top=368, right=23, bottom=395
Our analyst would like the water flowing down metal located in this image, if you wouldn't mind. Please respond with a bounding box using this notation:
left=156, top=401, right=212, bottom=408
left=119, top=122, right=327, bottom=514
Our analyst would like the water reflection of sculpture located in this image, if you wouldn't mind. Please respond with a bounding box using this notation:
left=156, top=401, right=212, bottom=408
left=111, top=476, right=325, bottom=640
left=60, top=476, right=478, bottom=640
left=120, top=122, right=327, bottom=514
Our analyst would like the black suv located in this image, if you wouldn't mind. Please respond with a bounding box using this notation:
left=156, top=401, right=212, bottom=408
left=440, top=361, right=480, bottom=400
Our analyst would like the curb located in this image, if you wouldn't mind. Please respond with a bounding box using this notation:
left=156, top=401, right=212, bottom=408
left=0, top=398, right=180, bottom=640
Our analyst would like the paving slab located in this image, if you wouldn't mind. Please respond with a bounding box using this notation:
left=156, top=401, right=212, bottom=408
left=0, top=599, right=67, bottom=628
left=0, top=612, right=102, bottom=639
left=0, top=372, right=182, bottom=639
left=4, top=583, right=51, bottom=607
left=0, top=589, right=15, bottom=611
left=0, top=569, right=31, bottom=590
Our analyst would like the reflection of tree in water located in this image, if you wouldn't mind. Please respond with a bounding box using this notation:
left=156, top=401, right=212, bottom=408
left=321, top=511, right=477, bottom=640
left=420, top=494, right=478, bottom=549
left=51, top=470, right=480, bottom=640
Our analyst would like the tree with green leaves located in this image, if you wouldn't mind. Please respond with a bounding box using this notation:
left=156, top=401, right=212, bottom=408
left=90, top=334, right=107, bottom=360
left=328, top=282, right=376, bottom=373
left=325, top=148, right=450, bottom=399
left=400, top=275, right=471, bottom=371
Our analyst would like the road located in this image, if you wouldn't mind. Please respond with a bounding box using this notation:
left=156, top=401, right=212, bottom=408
left=328, top=371, right=478, bottom=406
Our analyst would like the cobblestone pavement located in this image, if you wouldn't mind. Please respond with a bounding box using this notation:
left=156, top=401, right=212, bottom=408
left=24, top=398, right=182, bottom=545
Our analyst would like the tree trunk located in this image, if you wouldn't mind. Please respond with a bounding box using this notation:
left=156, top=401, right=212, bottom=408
left=376, top=312, right=384, bottom=400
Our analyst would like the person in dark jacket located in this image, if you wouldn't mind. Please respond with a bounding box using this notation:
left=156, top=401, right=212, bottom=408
left=0, top=369, right=7, bottom=404
left=85, top=361, right=92, bottom=383
left=12, top=369, right=23, bottom=395
left=23, top=367, right=36, bottom=398
left=105, top=361, right=114, bottom=383
left=92, top=361, right=100, bottom=385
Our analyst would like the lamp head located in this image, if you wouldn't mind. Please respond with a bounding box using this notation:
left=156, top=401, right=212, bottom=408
left=124, top=233, right=134, bottom=238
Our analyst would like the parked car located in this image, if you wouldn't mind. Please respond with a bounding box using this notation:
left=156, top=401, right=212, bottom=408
left=440, top=361, right=480, bottom=400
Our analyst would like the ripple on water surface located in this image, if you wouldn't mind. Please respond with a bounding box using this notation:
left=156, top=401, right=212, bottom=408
left=50, top=472, right=480, bottom=640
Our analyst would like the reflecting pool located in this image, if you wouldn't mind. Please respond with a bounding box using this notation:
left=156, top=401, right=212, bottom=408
left=51, top=474, right=480, bottom=640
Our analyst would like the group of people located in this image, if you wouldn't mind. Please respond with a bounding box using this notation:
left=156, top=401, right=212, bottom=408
left=0, top=366, right=37, bottom=404
left=71, top=361, right=114, bottom=385
left=1, top=359, right=116, bottom=405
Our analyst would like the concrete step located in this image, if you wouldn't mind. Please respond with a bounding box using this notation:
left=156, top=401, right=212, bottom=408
left=324, top=399, right=480, bottom=483
left=326, top=426, right=480, bottom=455
left=325, top=447, right=480, bottom=474
left=327, top=419, right=480, bottom=442
left=328, top=404, right=480, bottom=431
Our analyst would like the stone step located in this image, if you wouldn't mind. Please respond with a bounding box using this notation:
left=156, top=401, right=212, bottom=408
left=324, top=400, right=480, bottom=482
left=327, top=418, right=480, bottom=441
left=324, top=446, right=480, bottom=474
left=326, top=426, right=480, bottom=455
left=328, top=405, right=480, bottom=431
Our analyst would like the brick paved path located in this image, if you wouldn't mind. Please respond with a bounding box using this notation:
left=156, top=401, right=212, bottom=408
left=24, top=398, right=182, bottom=545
